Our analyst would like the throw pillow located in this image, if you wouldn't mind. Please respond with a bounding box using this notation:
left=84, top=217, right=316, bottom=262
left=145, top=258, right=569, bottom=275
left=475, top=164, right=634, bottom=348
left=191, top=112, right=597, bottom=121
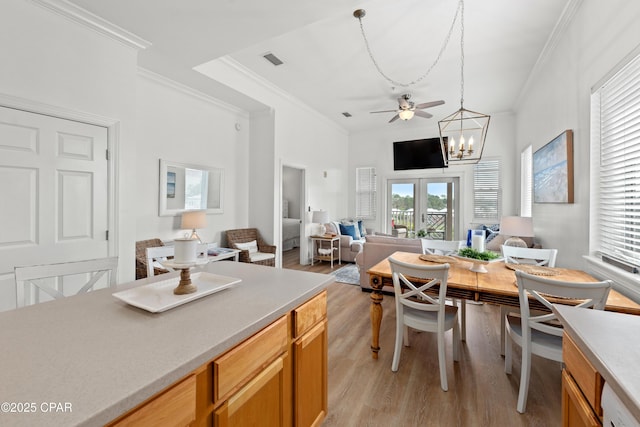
left=339, top=223, right=360, bottom=240
left=485, top=234, right=506, bottom=252
left=235, top=240, right=258, bottom=254
left=357, top=220, right=366, bottom=237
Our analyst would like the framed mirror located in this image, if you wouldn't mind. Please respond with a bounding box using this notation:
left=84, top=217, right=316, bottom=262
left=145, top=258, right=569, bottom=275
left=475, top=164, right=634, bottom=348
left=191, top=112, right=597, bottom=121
left=159, top=159, right=224, bottom=216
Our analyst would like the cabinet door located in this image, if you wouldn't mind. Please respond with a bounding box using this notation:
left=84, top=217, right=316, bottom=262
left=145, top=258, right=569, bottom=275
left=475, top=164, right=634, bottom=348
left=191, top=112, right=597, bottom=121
left=294, top=320, right=328, bottom=427
left=215, top=356, right=287, bottom=427
left=562, top=369, right=601, bottom=427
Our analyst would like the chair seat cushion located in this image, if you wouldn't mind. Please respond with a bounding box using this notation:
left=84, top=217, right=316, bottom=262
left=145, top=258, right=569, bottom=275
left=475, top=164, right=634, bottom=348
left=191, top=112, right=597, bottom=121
left=506, top=314, right=563, bottom=359
left=250, top=252, right=276, bottom=262
left=402, top=304, right=458, bottom=331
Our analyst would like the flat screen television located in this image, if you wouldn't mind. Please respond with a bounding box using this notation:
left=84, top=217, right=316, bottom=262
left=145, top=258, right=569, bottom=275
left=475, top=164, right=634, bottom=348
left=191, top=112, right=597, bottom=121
left=393, top=137, right=448, bottom=170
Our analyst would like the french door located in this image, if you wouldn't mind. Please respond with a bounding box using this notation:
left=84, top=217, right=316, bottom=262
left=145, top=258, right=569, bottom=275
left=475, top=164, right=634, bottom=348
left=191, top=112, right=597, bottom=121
left=387, top=177, right=460, bottom=240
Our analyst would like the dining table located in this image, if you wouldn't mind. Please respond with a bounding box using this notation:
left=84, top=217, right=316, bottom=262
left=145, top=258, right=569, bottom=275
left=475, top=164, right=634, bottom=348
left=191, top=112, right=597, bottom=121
left=365, top=251, right=640, bottom=359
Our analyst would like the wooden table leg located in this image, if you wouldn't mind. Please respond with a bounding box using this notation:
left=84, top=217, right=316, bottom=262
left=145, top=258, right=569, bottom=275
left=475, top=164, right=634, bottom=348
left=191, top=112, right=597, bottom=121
left=370, top=275, right=384, bottom=359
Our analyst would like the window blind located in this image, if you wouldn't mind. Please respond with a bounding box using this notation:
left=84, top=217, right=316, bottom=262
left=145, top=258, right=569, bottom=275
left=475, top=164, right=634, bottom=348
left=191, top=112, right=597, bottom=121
left=356, top=167, right=376, bottom=219
left=593, top=53, right=640, bottom=267
left=473, top=159, right=501, bottom=222
left=520, top=146, right=532, bottom=217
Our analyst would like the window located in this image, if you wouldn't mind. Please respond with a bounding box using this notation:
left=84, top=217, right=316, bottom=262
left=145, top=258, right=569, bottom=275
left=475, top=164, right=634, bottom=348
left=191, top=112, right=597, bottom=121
left=591, top=53, right=640, bottom=269
left=356, top=167, right=376, bottom=219
left=520, top=145, right=533, bottom=217
left=473, top=159, right=501, bottom=222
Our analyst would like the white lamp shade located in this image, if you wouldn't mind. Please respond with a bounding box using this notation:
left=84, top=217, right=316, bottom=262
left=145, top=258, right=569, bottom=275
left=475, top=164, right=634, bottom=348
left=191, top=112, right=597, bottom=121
left=311, top=211, right=329, bottom=224
left=181, top=210, right=207, bottom=229
left=499, top=216, right=534, bottom=238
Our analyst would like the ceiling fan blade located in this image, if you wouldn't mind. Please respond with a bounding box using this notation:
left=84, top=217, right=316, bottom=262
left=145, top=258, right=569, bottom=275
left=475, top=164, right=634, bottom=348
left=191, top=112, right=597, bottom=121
left=414, top=100, right=445, bottom=110
left=370, top=109, right=398, bottom=114
left=398, top=96, right=410, bottom=109
left=389, top=114, right=400, bottom=123
left=414, top=110, right=433, bottom=119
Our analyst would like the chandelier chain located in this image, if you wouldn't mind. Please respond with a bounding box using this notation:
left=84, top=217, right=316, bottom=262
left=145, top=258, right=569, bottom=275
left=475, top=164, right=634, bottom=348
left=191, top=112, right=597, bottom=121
left=356, top=0, right=463, bottom=88
left=460, top=0, right=465, bottom=108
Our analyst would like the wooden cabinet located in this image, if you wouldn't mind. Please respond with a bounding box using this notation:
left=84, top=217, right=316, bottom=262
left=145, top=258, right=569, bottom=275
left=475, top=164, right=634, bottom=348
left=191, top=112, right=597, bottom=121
left=109, top=291, right=328, bottom=427
left=292, top=291, right=328, bottom=427
left=562, top=333, right=604, bottom=427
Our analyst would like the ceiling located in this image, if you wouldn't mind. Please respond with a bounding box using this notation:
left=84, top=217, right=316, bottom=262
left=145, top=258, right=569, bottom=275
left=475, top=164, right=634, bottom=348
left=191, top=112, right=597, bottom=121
left=67, top=0, right=570, bottom=134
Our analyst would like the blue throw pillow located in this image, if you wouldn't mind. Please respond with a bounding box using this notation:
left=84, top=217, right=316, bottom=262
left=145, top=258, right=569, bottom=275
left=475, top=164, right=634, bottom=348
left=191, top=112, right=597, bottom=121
left=339, top=223, right=359, bottom=240
left=357, top=220, right=366, bottom=237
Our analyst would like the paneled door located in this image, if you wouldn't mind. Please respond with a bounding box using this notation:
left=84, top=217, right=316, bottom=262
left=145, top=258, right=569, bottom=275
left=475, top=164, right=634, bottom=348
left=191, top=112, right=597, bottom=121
left=0, top=106, right=109, bottom=310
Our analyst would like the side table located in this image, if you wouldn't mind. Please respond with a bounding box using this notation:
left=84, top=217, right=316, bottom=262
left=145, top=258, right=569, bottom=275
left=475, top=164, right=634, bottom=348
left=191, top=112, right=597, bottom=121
left=311, top=235, right=341, bottom=268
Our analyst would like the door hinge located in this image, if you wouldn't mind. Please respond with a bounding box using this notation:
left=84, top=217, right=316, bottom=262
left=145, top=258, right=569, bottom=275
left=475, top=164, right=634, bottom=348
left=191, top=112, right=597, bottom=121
left=106, top=230, right=109, bottom=241
left=106, top=149, right=110, bottom=161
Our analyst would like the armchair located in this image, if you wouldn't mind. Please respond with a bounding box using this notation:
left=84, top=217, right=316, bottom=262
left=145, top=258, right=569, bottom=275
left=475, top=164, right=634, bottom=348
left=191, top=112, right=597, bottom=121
left=135, top=238, right=167, bottom=280
left=225, top=228, right=276, bottom=267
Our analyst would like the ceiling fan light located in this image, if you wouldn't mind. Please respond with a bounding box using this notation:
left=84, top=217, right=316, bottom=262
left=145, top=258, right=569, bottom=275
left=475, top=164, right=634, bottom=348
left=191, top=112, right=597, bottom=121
left=399, top=110, right=414, bottom=121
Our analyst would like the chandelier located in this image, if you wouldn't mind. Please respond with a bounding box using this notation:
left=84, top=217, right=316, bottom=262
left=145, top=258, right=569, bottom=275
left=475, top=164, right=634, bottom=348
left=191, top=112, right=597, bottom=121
left=438, top=0, right=490, bottom=165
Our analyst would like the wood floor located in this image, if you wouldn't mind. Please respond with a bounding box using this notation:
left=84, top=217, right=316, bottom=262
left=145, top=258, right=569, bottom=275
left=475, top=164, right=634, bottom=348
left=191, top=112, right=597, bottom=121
left=282, top=249, right=562, bottom=426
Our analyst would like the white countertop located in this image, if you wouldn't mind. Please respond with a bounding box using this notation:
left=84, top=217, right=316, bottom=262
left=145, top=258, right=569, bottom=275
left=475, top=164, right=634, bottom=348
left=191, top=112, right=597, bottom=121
left=0, top=262, right=332, bottom=426
left=554, top=304, right=640, bottom=421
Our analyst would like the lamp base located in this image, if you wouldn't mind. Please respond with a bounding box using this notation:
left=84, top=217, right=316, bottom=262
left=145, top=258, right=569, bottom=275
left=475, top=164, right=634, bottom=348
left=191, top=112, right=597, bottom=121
left=504, top=237, right=527, bottom=248
left=189, top=230, right=203, bottom=243
left=318, top=224, right=326, bottom=236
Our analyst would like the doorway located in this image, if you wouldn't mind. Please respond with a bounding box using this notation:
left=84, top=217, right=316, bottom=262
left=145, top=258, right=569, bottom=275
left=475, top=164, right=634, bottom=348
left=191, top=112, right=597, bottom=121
left=387, top=177, right=460, bottom=240
left=281, top=165, right=306, bottom=265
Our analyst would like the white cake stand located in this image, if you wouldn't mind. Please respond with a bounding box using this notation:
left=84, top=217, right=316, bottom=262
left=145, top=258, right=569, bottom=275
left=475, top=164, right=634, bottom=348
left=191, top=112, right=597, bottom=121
left=162, top=259, right=208, bottom=295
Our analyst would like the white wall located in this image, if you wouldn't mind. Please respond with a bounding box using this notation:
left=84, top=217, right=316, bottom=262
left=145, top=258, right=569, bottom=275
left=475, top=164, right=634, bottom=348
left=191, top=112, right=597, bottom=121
left=348, top=112, right=517, bottom=235
left=515, top=0, right=640, bottom=269
left=134, top=71, right=250, bottom=246
left=0, top=0, right=139, bottom=291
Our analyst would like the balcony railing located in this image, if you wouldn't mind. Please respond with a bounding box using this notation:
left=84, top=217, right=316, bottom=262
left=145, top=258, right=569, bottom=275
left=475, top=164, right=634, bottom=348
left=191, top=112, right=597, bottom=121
left=391, top=210, right=449, bottom=239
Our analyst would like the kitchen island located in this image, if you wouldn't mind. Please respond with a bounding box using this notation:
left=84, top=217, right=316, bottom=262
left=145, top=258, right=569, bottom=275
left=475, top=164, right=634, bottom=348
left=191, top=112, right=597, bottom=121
left=0, top=261, right=332, bottom=426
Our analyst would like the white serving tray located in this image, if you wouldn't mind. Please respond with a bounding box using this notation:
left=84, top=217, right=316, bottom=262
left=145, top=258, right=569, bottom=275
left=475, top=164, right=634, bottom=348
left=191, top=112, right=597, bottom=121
left=113, top=272, right=241, bottom=313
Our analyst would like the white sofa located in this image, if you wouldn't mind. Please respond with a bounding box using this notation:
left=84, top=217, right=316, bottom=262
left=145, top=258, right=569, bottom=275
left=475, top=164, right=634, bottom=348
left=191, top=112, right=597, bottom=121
left=325, top=220, right=366, bottom=263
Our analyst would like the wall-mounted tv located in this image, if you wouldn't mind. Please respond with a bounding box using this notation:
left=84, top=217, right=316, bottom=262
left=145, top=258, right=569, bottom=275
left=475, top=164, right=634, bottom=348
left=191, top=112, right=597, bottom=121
left=393, top=137, right=448, bottom=170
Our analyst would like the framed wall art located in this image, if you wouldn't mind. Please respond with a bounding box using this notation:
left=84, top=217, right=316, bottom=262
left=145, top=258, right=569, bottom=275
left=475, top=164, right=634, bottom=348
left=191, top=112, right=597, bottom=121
left=533, top=129, right=574, bottom=203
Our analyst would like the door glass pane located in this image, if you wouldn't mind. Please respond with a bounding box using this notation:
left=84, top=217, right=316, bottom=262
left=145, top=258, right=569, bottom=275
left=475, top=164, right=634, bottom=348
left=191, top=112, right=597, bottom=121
left=391, top=183, right=415, bottom=236
left=418, top=180, right=457, bottom=240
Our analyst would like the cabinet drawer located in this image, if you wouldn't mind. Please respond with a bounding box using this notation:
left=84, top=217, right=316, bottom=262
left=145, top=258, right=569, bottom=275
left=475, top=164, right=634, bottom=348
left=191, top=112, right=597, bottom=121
left=109, top=375, right=196, bottom=427
left=214, top=315, right=288, bottom=402
left=293, top=291, right=327, bottom=338
left=563, top=333, right=604, bottom=417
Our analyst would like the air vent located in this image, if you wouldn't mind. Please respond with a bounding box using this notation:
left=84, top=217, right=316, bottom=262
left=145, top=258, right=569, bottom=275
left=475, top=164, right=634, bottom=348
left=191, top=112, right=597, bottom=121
left=342, top=112, right=352, bottom=117
left=263, top=52, right=283, bottom=66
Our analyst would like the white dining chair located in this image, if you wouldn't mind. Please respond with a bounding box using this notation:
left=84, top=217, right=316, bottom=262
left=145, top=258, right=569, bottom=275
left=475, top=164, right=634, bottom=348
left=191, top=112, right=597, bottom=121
left=499, top=246, right=559, bottom=355
left=504, top=270, right=611, bottom=413
left=389, top=256, right=460, bottom=391
left=421, top=239, right=468, bottom=341
left=14, top=257, right=118, bottom=308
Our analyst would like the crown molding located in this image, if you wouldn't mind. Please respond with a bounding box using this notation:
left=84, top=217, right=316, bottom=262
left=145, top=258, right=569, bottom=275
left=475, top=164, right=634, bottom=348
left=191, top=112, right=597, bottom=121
left=28, top=0, right=151, bottom=50
left=138, top=67, right=248, bottom=118
left=217, top=57, right=349, bottom=136
left=515, top=0, right=583, bottom=108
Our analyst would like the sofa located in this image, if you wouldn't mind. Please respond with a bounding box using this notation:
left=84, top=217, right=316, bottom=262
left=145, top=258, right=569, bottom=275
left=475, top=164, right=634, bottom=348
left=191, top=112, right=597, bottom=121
left=325, top=220, right=366, bottom=263
left=355, top=234, right=423, bottom=291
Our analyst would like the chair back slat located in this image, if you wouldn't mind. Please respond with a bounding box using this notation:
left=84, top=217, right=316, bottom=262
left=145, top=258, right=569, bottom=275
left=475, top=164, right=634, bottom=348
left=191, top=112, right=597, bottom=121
left=421, top=239, right=465, bottom=256
left=14, top=257, right=118, bottom=308
left=502, top=246, right=558, bottom=267
left=389, top=256, right=450, bottom=315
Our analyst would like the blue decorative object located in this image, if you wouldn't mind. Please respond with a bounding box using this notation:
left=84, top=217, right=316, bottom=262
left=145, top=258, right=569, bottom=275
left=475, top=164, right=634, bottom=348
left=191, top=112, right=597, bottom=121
left=339, top=223, right=359, bottom=239
left=357, top=220, right=366, bottom=237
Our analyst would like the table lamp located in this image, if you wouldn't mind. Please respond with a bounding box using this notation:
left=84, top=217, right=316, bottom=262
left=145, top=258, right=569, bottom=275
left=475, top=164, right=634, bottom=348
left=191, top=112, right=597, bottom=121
left=312, top=210, right=330, bottom=236
left=181, top=210, right=207, bottom=243
left=499, top=216, right=534, bottom=248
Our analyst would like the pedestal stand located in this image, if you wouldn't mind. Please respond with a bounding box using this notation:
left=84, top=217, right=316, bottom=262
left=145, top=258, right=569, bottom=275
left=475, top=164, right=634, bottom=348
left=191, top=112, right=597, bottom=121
left=174, top=266, right=198, bottom=295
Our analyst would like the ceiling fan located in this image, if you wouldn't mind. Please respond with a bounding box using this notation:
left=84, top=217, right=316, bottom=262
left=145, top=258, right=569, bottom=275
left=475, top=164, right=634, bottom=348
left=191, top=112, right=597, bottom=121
left=370, top=94, right=445, bottom=123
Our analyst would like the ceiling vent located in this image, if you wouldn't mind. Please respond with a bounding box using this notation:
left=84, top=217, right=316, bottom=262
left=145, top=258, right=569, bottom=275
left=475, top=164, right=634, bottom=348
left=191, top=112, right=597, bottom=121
left=263, top=52, right=283, bottom=66
left=342, top=112, right=352, bottom=117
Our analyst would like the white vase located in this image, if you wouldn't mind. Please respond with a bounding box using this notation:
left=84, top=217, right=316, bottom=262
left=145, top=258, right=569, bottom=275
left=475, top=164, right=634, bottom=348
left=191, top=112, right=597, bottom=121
left=174, top=238, right=197, bottom=263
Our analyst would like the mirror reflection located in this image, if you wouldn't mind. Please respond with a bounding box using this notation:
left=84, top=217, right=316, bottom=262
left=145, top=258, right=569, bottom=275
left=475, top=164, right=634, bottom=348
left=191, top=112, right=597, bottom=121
left=159, top=159, right=224, bottom=216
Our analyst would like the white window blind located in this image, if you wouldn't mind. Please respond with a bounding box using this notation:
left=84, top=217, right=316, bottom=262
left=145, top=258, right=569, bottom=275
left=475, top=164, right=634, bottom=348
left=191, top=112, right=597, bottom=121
left=356, top=167, right=376, bottom=219
left=592, top=53, right=640, bottom=268
left=520, top=145, right=532, bottom=217
left=473, top=159, right=501, bottom=222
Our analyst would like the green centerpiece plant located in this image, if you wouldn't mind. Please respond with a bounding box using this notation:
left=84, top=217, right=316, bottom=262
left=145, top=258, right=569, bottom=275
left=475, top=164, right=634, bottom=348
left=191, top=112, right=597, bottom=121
left=457, top=247, right=500, bottom=261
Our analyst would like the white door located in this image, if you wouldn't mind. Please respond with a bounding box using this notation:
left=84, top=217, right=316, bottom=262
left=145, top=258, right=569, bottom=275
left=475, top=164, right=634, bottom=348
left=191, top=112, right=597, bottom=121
left=0, top=106, right=109, bottom=310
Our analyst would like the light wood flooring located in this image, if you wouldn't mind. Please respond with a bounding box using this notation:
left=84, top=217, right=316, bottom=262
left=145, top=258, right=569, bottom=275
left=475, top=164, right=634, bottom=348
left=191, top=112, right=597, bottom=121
left=283, top=249, right=562, bottom=426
